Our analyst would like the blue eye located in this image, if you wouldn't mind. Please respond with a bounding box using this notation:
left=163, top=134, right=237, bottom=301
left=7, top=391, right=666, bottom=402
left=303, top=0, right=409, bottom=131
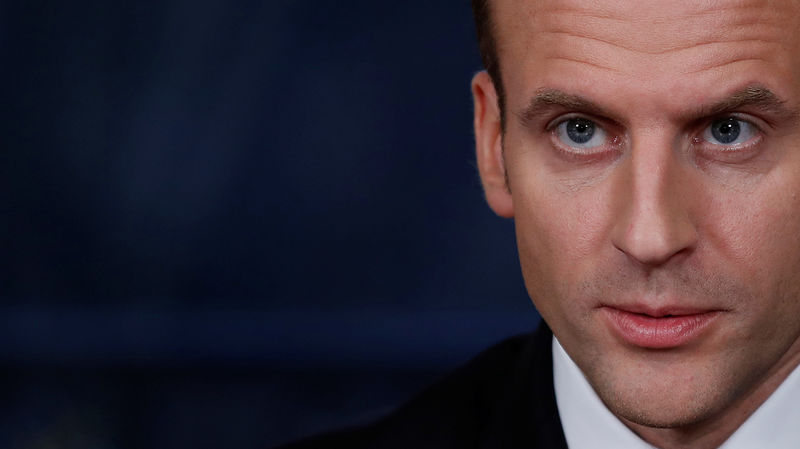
left=556, top=118, right=608, bottom=149
left=703, top=118, right=756, bottom=146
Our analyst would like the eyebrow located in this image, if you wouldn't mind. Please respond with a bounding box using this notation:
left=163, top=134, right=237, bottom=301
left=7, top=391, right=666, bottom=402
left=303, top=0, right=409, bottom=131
left=518, top=89, right=611, bottom=126
left=690, top=85, right=798, bottom=124
left=517, top=85, right=799, bottom=127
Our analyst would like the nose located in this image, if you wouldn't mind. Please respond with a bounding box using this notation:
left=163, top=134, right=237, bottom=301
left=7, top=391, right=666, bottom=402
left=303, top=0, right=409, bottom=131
left=610, top=139, right=698, bottom=267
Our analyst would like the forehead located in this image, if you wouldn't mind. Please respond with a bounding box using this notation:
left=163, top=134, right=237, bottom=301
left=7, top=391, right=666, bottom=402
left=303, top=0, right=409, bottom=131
left=493, top=0, right=800, bottom=116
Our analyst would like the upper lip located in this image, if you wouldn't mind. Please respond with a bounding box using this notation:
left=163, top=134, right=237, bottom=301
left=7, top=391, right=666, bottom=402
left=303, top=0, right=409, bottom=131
left=602, top=303, right=721, bottom=317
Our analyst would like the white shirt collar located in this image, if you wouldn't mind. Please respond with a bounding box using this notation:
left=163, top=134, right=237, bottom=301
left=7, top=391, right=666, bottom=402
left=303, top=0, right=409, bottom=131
left=552, top=336, right=800, bottom=449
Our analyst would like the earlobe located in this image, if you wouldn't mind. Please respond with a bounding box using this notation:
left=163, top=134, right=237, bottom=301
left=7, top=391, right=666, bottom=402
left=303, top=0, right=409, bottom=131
left=472, top=71, right=514, bottom=218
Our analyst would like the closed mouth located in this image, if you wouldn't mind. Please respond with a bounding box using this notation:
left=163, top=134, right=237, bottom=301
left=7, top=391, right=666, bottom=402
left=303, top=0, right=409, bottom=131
left=601, top=305, right=723, bottom=349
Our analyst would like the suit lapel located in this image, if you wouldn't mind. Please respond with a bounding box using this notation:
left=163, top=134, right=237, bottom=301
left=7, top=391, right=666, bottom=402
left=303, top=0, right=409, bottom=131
left=480, top=322, right=569, bottom=449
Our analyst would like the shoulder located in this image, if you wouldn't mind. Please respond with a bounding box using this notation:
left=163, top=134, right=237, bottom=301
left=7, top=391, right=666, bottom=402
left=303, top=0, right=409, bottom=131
left=275, top=323, right=564, bottom=449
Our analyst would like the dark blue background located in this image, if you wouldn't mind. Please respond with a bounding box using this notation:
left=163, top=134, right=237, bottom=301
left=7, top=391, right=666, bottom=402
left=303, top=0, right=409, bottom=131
left=2, top=1, right=540, bottom=447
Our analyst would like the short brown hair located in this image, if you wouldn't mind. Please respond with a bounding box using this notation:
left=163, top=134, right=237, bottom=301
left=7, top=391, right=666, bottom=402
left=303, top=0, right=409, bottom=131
left=471, top=0, right=506, bottom=124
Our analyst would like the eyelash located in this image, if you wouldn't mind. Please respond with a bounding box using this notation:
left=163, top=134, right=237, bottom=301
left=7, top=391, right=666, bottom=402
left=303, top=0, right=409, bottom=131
left=692, top=116, right=764, bottom=155
left=544, top=114, right=766, bottom=162
left=546, top=115, right=622, bottom=159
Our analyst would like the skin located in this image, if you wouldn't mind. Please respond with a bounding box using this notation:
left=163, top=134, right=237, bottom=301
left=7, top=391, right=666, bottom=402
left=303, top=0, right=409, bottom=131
left=472, top=1, right=800, bottom=448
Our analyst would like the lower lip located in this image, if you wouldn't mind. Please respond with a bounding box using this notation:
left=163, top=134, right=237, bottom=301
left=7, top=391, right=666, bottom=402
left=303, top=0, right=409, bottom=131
left=602, top=307, right=720, bottom=349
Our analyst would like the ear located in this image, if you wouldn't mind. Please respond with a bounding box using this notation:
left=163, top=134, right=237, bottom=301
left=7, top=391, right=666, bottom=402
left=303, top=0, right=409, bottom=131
left=472, top=71, right=514, bottom=218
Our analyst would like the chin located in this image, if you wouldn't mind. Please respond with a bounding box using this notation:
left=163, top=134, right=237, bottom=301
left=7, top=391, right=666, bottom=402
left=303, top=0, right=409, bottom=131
left=590, top=362, right=732, bottom=430
left=607, top=397, right=716, bottom=429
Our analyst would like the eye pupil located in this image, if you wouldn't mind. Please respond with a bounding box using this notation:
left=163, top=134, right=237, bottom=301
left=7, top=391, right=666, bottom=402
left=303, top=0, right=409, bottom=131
left=711, top=118, right=741, bottom=144
left=566, top=118, right=595, bottom=144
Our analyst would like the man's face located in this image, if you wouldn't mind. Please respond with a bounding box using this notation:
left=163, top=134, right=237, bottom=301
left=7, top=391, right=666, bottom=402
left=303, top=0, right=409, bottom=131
left=474, top=0, right=800, bottom=432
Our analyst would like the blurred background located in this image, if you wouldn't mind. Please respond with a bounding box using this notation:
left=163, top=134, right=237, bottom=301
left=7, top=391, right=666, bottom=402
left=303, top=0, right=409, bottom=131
left=2, top=1, right=540, bottom=448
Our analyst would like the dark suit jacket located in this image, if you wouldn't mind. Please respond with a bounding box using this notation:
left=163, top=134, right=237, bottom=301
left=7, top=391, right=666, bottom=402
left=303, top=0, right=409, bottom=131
left=278, top=323, right=569, bottom=449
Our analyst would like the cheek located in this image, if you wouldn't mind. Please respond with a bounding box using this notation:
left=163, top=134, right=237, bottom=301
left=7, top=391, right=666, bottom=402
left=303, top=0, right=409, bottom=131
left=512, top=177, right=614, bottom=311
left=700, top=175, right=800, bottom=290
left=505, top=132, right=620, bottom=288
left=695, top=169, right=800, bottom=353
left=702, top=182, right=800, bottom=367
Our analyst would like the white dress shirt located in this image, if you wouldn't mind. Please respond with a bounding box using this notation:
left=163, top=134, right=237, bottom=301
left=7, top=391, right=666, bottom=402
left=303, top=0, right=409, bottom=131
left=553, top=337, right=800, bottom=449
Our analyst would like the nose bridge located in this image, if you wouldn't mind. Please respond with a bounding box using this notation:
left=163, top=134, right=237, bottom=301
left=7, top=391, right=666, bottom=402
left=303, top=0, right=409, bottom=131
left=612, top=132, right=697, bottom=266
